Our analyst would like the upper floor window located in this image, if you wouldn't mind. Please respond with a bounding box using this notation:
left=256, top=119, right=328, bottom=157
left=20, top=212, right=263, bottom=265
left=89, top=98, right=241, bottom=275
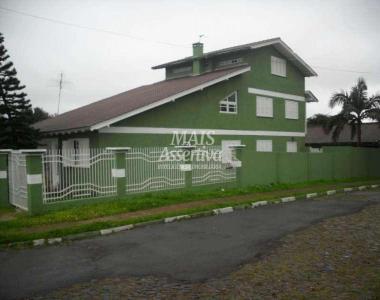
left=257, top=140, right=273, bottom=152
left=271, top=56, right=286, bottom=77
left=219, top=91, right=237, bottom=114
left=285, top=100, right=299, bottom=119
left=256, top=96, right=273, bottom=117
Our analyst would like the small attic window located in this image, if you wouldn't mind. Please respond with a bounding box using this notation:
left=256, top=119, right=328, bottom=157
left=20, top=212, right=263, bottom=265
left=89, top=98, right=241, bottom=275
left=172, top=66, right=192, bottom=74
left=218, top=58, right=243, bottom=67
left=220, top=92, right=237, bottom=114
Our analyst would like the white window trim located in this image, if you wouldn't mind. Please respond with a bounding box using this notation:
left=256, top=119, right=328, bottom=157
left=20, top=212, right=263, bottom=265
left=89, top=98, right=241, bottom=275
left=256, top=96, right=273, bottom=118
left=219, top=91, right=238, bottom=114
left=256, top=140, right=273, bottom=152
left=285, top=100, right=299, bottom=120
left=286, top=141, right=298, bottom=153
left=271, top=56, right=287, bottom=77
left=248, top=88, right=305, bottom=102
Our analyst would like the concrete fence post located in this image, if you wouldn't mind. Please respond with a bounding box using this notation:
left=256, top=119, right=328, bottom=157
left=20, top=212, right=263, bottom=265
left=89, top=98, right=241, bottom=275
left=0, top=150, right=11, bottom=208
left=106, top=147, right=131, bottom=198
left=23, top=150, right=46, bottom=215
left=175, top=145, right=196, bottom=190
left=229, top=144, right=246, bottom=187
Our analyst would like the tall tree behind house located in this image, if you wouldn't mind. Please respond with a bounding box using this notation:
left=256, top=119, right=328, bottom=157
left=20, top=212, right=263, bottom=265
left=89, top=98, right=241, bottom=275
left=0, top=32, right=40, bottom=149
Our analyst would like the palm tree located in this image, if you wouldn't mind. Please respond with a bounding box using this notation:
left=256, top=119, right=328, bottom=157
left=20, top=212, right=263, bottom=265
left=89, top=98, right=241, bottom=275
left=328, top=78, right=380, bottom=146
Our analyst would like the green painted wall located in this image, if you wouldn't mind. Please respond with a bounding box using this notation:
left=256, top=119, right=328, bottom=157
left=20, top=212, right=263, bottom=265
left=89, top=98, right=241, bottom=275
left=0, top=153, right=10, bottom=207
left=96, top=133, right=306, bottom=153
left=114, top=46, right=305, bottom=135
left=239, top=147, right=380, bottom=186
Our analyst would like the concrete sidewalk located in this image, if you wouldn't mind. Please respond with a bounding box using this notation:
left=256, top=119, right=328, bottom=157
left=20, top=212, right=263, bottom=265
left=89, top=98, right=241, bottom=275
left=0, top=190, right=379, bottom=299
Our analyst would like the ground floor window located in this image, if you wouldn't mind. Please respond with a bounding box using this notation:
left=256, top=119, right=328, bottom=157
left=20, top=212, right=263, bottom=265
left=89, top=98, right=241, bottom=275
left=286, top=141, right=297, bottom=153
left=256, top=140, right=273, bottom=152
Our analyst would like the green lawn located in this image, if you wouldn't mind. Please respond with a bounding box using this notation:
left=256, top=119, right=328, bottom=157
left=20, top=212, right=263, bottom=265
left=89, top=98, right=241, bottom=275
left=0, top=178, right=379, bottom=245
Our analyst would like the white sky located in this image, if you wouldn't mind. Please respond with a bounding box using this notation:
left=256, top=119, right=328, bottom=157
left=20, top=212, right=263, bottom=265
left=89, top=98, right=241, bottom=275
left=1, top=0, right=380, bottom=118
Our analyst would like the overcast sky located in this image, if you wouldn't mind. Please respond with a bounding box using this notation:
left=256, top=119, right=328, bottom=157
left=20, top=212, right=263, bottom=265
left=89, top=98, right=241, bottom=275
left=1, top=0, right=380, bottom=118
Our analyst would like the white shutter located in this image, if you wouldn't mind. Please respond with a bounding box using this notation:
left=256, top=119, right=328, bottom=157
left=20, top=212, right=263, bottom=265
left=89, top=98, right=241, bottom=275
left=256, top=140, right=272, bottom=152
left=77, top=138, right=90, bottom=167
left=286, top=141, right=297, bottom=153
left=62, top=140, right=74, bottom=166
left=285, top=100, right=299, bottom=119
left=271, top=56, right=286, bottom=77
left=256, top=96, right=273, bottom=117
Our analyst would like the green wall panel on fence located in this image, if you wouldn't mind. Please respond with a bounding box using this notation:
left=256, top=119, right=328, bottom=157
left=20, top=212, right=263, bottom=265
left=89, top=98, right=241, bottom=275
left=308, top=153, right=334, bottom=181
left=240, top=151, right=277, bottom=186
left=277, top=153, right=308, bottom=183
left=0, top=153, right=10, bottom=207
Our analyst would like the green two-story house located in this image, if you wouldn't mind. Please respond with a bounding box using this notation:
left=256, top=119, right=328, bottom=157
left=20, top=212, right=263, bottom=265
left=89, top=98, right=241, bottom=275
left=35, top=37, right=318, bottom=154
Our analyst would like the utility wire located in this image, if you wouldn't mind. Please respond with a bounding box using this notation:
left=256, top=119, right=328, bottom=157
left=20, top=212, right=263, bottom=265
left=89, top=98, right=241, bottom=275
left=0, top=6, right=189, bottom=48
left=311, top=65, right=379, bottom=75
left=1, top=6, right=380, bottom=75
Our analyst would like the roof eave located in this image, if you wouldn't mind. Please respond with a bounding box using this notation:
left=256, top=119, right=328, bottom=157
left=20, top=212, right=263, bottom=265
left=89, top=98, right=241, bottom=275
left=38, top=126, right=91, bottom=136
left=152, top=38, right=317, bottom=77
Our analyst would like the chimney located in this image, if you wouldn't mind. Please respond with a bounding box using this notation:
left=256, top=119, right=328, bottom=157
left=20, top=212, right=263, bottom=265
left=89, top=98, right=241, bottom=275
left=192, top=42, right=203, bottom=75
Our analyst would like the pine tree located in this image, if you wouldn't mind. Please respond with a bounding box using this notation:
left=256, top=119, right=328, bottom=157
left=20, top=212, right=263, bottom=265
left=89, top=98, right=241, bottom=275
left=0, top=32, right=40, bottom=149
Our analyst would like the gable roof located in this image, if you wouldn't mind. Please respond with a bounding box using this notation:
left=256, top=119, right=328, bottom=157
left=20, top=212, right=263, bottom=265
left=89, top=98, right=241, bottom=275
left=152, top=37, right=317, bottom=77
left=306, top=123, right=380, bottom=145
left=34, top=65, right=251, bottom=134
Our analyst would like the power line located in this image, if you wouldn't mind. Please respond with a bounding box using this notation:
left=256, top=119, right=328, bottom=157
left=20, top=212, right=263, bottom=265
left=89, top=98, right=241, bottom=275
left=1, top=6, right=379, bottom=76
left=0, top=6, right=189, bottom=48
left=312, top=65, right=379, bottom=75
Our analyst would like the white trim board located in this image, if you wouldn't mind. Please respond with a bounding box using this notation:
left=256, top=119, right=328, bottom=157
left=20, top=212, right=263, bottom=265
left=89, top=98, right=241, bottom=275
left=248, top=87, right=305, bottom=102
left=90, top=67, right=251, bottom=131
left=99, top=126, right=305, bottom=137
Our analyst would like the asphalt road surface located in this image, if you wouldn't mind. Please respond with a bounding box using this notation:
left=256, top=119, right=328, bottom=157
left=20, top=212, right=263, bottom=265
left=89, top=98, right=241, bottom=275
left=1, top=190, right=379, bottom=299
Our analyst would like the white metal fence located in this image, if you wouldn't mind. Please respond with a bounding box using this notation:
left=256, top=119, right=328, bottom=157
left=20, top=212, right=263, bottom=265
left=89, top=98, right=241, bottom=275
left=6, top=146, right=238, bottom=206
left=8, top=151, right=28, bottom=210
left=192, top=146, right=237, bottom=186
left=125, top=147, right=186, bottom=193
left=42, top=148, right=117, bottom=203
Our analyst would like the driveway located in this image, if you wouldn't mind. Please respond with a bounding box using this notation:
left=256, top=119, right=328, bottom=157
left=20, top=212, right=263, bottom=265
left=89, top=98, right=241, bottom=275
left=1, top=190, right=379, bottom=299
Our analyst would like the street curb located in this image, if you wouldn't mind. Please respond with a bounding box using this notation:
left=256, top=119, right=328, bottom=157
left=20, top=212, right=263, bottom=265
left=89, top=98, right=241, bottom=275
left=281, top=196, right=296, bottom=203
left=3, top=182, right=380, bottom=249
left=164, top=215, right=191, bottom=223
left=251, top=200, right=268, bottom=208
left=213, top=207, right=234, bottom=215
left=306, top=193, right=318, bottom=199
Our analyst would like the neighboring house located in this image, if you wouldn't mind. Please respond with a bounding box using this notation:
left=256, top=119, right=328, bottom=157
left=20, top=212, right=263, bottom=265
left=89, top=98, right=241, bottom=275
left=35, top=37, right=318, bottom=154
left=306, top=123, right=380, bottom=148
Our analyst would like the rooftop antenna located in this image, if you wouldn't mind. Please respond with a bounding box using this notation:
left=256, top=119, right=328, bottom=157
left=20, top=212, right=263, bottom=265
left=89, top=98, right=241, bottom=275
left=57, top=72, right=63, bottom=115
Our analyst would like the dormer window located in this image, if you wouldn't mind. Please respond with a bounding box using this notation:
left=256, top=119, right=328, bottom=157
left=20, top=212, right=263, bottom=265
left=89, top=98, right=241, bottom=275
left=271, top=56, right=286, bottom=77
left=219, top=92, right=237, bottom=114
left=218, top=58, right=243, bottom=67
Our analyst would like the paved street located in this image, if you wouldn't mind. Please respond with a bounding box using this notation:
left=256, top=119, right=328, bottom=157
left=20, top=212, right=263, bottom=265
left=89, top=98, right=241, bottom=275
left=1, top=190, right=379, bottom=299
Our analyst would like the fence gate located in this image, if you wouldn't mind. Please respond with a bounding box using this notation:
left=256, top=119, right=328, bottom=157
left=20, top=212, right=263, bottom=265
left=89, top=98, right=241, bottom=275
left=125, top=147, right=185, bottom=194
left=8, top=151, right=28, bottom=210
